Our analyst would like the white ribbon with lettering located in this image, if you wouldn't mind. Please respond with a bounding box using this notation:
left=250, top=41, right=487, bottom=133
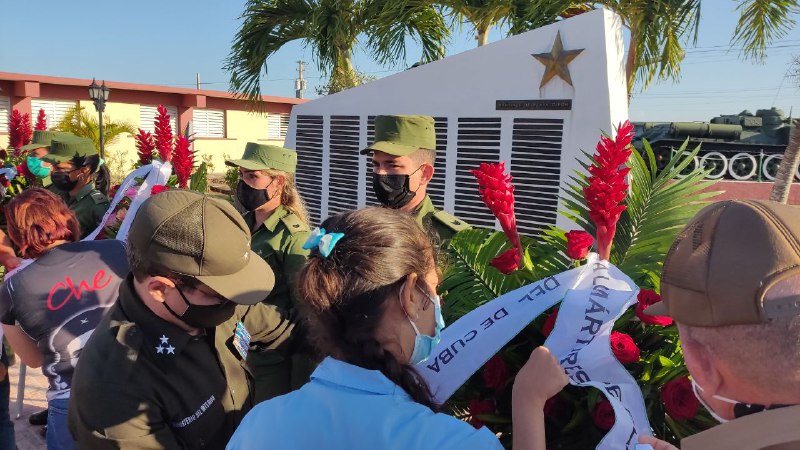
left=417, top=253, right=651, bottom=449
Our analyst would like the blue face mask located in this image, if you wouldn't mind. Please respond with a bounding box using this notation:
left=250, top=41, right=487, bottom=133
left=403, top=285, right=445, bottom=364
left=26, top=156, right=51, bottom=178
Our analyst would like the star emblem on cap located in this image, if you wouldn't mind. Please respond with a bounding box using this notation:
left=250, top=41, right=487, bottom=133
left=532, top=30, right=584, bottom=88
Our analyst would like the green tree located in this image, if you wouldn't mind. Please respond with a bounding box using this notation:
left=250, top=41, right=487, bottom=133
left=54, top=106, right=136, bottom=152
left=225, top=0, right=449, bottom=103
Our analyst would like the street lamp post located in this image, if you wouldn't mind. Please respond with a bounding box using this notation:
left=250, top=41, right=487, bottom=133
left=88, top=79, right=110, bottom=158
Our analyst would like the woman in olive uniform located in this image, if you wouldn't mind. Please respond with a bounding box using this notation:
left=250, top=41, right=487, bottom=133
left=42, top=138, right=110, bottom=239
left=226, top=142, right=312, bottom=402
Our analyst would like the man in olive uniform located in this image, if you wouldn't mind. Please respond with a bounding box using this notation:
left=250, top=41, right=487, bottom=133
left=225, top=144, right=313, bottom=401
left=42, top=138, right=110, bottom=238
left=361, top=114, right=470, bottom=246
left=69, top=191, right=299, bottom=449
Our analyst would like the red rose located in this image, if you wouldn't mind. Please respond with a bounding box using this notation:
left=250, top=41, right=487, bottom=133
left=542, top=394, right=570, bottom=423
left=482, top=355, right=509, bottom=392
left=610, top=331, right=640, bottom=364
left=109, top=184, right=121, bottom=199
left=0, top=176, right=9, bottom=188
left=490, top=247, right=520, bottom=274
left=564, top=230, right=594, bottom=260
left=151, top=185, right=170, bottom=196
left=661, top=376, right=699, bottom=421
left=468, top=399, right=495, bottom=428
left=635, top=289, right=673, bottom=326
left=542, top=307, right=559, bottom=337
left=591, top=399, right=615, bottom=430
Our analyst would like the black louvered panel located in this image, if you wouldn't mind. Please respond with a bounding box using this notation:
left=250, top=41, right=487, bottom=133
left=510, top=118, right=563, bottom=236
left=328, top=115, right=361, bottom=215
left=428, top=117, right=448, bottom=208
left=454, top=118, right=502, bottom=229
left=365, top=116, right=379, bottom=206
left=294, top=115, right=324, bottom=226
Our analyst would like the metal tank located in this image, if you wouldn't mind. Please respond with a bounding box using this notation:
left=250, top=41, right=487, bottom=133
left=632, top=107, right=796, bottom=181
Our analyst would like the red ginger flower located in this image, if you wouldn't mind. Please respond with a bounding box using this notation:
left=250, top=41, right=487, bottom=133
left=467, top=399, right=494, bottom=428
left=471, top=161, right=522, bottom=274
left=34, top=108, right=47, bottom=131
left=584, top=121, right=633, bottom=261
left=154, top=105, right=173, bottom=161
left=591, top=399, right=615, bottom=431
left=662, top=376, right=699, bottom=421
left=482, top=355, right=509, bottom=393
left=9, top=110, right=32, bottom=155
left=171, top=135, right=194, bottom=189
left=135, top=129, right=156, bottom=165
left=151, top=185, right=170, bottom=196
left=565, top=230, right=594, bottom=260
left=609, top=331, right=640, bottom=364
left=635, top=289, right=673, bottom=326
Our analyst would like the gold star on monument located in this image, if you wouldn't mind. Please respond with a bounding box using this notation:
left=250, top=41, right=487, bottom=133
left=532, top=31, right=584, bottom=88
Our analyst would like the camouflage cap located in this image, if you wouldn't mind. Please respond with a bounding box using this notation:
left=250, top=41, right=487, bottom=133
left=225, top=143, right=298, bottom=174
left=360, top=115, right=436, bottom=156
left=128, top=190, right=275, bottom=305
left=19, top=131, right=76, bottom=152
left=41, top=138, right=98, bottom=164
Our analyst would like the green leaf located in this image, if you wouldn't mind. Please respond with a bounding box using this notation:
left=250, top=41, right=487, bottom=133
left=190, top=162, right=209, bottom=193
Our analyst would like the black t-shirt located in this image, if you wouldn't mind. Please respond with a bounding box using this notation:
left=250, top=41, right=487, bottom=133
left=0, top=240, right=129, bottom=400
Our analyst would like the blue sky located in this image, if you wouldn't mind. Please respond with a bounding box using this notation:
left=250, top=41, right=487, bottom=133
left=1, top=0, right=799, bottom=122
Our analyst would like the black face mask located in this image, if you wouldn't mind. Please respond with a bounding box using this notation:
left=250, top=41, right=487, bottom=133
left=371, top=167, right=422, bottom=209
left=51, top=171, right=78, bottom=192
left=236, top=180, right=271, bottom=211
left=164, top=287, right=237, bottom=329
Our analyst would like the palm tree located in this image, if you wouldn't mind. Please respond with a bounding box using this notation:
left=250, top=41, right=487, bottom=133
left=225, top=0, right=449, bottom=103
left=54, top=106, right=136, bottom=151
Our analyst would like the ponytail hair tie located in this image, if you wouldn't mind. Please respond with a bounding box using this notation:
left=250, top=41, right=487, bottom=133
left=303, top=227, right=344, bottom=258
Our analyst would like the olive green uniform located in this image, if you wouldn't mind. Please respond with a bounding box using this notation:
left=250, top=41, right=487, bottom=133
left=244, top=206, right=312, bottom=401
left=63, top=184, right=109, bottom=238
left=69, top=277, right=298, bottom=449
left=414, top=195, right=471, bottom=247
left=226, top=143, right=315, bottom=402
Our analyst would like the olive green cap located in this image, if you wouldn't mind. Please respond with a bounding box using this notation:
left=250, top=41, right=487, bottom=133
left=41, top=138, right=98, bottom=163
left=19, top=131, right=76, bottom=151
left=225, top=143, right=297, bottom=174
left=360, top=115, right=436, bottom=156
left=127, top=190, right=275, bottom=305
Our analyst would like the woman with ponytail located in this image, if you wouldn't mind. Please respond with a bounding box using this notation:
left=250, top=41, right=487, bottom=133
left=228, top=208, right=568, bottom=450
left=225, top=143, right=313, bottom=401
left=42, top=138, right=110, bottom=238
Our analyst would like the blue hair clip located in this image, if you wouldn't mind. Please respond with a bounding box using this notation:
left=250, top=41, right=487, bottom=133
left=303, top=227, right=344, bottom=258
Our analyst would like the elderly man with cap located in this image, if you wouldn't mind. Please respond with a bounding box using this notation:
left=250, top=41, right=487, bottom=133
left=68, top=190, right=299, bottom=449
left=42, top=138, right=110, bottom=238
left=362, top=115, right=470, bottom=247
left=225, top=143, right=313, bottom=401
left=638, top=200, right=800, bottom=450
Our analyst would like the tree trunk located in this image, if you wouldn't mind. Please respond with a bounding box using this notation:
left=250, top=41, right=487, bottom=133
left=476, top=26, right=489, bottom=47
left=625, top=25, right=637, bottom=105
left=770, top=119, right=800, bottom=203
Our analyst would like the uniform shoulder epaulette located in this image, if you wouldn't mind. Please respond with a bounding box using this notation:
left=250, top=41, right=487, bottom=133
left=89, top=190, right=109, bottom=205
left=280, top=213, right=310, bottom=235
left=432, top=209, right=471, bottom=233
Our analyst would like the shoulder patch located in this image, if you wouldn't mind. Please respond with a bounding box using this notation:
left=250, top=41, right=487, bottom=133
left=280, top=213, right=310, bottom=235
left=432, top=210, right=471, bottom=232
left=89, top=191, right=109, bottom=205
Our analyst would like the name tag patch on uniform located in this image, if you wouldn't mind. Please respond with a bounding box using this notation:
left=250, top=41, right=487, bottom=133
left=233, top=321, right=251, bottom=359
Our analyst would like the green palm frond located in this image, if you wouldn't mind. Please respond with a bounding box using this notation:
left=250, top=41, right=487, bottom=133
left=53, top=106, right=136, bottom=151
left=732, top=0, right=799, bottom=62
left=366, top=0, right=449, bottom=67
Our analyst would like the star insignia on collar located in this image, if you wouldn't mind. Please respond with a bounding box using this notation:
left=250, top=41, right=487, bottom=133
left=160, top=335, right=169, bottom=345
left=156, top=345, right=165, bottom=354
left=532, top=30, right=584, bottom=88
left=166, top=345, right=175, bottom=355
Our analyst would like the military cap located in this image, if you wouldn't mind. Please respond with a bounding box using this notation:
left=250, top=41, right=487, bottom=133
left=41, top=138, right=98, bottom=163
left=360, top=115, right=436, bottom=156
left=20, top=131, right=76, bottom=151
left=226, top=143, right=298, bottom=174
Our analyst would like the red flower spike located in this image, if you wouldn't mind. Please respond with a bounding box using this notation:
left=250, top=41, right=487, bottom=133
left=583, top=121, right=634, bottom=261
left=482, top=355, right=509, bottom=393
left=564, top=230, right=594, bottom=260
left=154, top=105, right=173, bottom=161
left=609, top=331, right=640, bottom=364
left=8, top=110, right=33, bottom=155
left=151, top=185, right=170, bottom=196
left=635, top=289, right=673, bottom=326
left=591, top=399, right=615, bottom=431
left=467, top=399, right=494, bottom=428
left=171, top=135, right=194, bottom=189
left=661, top=377, right=699, bottom=421
left=472, top=161, right=522, bottom=273
left=135, top=129, right=156, bottom=165
left=34, top=109, right=47, bottom=131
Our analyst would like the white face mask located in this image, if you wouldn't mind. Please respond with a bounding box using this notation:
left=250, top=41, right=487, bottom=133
left=691, top=379, right=738, bottom=423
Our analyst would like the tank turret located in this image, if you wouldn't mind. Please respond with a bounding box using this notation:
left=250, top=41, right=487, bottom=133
left=632, top=107, right=796, bottom=182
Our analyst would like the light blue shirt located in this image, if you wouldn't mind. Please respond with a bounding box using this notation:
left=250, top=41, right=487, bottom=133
left=228, top=357, right=503, bottom=450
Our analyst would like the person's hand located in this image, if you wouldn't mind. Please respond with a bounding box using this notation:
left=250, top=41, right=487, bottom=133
left=0, top=255, right=21, bottom=271
left=638, top=435, right=680, bottom=450
left=513, top=346, right=569, bottom=406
